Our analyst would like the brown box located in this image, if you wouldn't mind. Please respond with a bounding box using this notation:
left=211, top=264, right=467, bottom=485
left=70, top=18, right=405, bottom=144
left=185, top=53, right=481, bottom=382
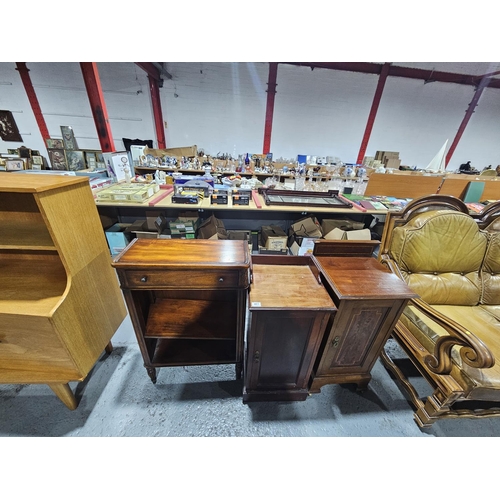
left=261, top=225, right=288, bottom=250
left=384, top=158, right=401, bottom=169
left=290, top=216, right=323, bottom=238
left=197, top=215, right=228, bottom=240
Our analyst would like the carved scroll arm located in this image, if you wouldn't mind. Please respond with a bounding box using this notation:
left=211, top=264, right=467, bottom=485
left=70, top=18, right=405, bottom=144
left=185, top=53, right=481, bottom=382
left=380, top=255, right=495, bottom=374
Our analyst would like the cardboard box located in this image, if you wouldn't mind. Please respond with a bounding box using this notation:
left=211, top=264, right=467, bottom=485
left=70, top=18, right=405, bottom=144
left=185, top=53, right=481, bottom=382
left=384, top=158, right=401, bottom=169
left=105, top=223, right=131, bottom=255
left=290, top=216, right=323, bottom=238
left=289, top=236, right=319, bottom=256
left=145, top=211, right=164, bottom=231
left=258, top=246, right=289, bottom=255
left=197, top=215, right=228, bottom=240
left=321, top=218, right=365, bottom=239
left=323, top=228, right=372, bottom=241
left=261, top=225, right=288, bottom=251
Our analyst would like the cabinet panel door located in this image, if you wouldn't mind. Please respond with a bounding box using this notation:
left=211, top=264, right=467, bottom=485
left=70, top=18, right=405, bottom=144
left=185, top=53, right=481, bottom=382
left=246, top=310, right=328, bottom=392
left=317, top=299, right=402, bottom=375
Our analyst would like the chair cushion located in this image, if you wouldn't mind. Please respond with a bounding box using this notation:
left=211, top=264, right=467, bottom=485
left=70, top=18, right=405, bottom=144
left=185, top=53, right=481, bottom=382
left=390, top=210, right=487, bottom=305
left=481, top=232, right=500, bottom=305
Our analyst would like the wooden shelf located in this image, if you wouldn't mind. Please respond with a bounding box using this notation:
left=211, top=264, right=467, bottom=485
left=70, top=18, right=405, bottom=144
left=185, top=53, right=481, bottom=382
left=145, top=298, right=237, bottom=339
left=0, top=220, right=56, bottom=250
left=151, top=338, right=237, bottom=366
left=0, top=254, right=67, bottom=316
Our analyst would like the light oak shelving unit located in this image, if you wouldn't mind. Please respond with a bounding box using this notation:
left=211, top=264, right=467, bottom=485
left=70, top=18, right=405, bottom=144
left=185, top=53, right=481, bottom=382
left=0, top=173, right=127, bottom=409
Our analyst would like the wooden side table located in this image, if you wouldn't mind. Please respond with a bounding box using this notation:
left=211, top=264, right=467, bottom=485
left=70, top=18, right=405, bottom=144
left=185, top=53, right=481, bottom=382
left=112, top=238, right=250, bottom=382
left=309, top=256, right=417, bottom=393
left=243, top=256, right=336, bottom=402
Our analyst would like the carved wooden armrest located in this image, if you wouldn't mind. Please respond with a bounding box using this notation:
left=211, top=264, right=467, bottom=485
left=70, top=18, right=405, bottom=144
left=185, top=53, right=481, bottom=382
left=380, top=255, right=495, bottom=374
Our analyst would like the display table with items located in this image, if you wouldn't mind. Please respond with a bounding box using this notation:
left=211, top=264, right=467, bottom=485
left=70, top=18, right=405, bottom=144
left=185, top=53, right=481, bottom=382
left=112, top=238, right=251, bottom=382
left=0, top=173, right=127, bottom=409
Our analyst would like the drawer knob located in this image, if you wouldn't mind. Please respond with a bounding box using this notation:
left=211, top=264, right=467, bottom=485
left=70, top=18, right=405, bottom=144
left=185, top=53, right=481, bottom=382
left=219, top=277, right=224, bottom=282
left=140, top=276, right=148, bottom=282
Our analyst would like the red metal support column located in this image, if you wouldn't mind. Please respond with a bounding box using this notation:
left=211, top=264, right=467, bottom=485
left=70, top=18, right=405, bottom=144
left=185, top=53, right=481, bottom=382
left=356, top=62, right=391, bottom=164
left=445, top=75, right=491, bottom=167
left=263, top=63, right=278, bottom=155
left=79, top=62, right=115, bottom=152
left=15, top=62, right=50, bottom=141
left=147, top=75, right=166, bottom=149
left=135, top=63, right=166, bottom=149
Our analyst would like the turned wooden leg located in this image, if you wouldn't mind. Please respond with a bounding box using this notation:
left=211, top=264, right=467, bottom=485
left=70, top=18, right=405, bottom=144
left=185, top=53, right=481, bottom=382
left=104, top=341, right=113, bottom=354
left=48, top=383, right=78, bottom=410
left=146, top=366, right=157, bottom=384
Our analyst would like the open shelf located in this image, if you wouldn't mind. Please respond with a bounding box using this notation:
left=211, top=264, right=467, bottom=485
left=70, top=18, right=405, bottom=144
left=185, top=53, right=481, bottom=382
left=0, top=254, right=67, bottom=316
left=0, top=219, right=56, bottom=250
left=151, top=338, right=237, bottom=366
left=145, top=298, right=237, bottom=339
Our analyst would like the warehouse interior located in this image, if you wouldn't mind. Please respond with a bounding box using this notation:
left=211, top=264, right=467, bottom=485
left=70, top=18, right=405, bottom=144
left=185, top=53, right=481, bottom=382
left=2, top=6, right=500, bottom=497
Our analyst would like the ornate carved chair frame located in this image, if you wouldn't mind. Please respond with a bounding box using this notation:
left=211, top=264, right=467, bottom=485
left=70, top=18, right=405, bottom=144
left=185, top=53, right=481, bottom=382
left=378, top=194, right=500, bottom=427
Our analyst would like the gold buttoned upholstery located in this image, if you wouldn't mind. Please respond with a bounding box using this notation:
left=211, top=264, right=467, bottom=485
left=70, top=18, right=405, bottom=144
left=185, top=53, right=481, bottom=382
left=379, top=195, right=500, bottom=427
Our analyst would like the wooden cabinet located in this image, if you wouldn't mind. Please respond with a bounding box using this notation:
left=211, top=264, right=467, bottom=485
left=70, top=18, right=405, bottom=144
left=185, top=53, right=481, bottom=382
left=0, top=173, right=127, bottom=409
left=243, top=256, right=336, bottom=402
left=309, top=256, right=417, bottom=393
left=112, top=238, right=250, bottom=383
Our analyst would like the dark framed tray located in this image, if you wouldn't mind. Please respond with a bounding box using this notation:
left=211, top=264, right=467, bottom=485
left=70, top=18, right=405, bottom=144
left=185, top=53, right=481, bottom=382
left=259, top=189, right=353, bottom=208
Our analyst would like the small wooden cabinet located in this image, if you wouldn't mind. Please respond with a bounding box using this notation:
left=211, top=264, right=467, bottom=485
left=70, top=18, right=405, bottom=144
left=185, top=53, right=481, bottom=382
left=243, top=256, right=336, bottom=402
left=112, top=238, right=250, bottom=382
left=309, top=256, right=417, bottom=393
left=0, top=173, right=127, bottom=409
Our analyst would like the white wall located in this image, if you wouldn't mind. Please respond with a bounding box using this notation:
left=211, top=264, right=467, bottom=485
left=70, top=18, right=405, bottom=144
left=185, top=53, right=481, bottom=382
left=1, top=61, right=500, bottom=170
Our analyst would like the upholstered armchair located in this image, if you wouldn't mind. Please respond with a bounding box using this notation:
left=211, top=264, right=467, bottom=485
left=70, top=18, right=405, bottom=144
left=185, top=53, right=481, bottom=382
left=378, top=194, right=500, bottom=427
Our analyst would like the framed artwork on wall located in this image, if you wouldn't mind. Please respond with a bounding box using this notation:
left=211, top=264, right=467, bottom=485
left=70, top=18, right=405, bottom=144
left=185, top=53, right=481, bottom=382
left=6, top=159, right=25, bottom=171
left=46, top=138, right=64, bottom=149
left=0, top=110, right=23, bottom=142
left=48, top=149, right=68, bottom=170
left=65, top=150, right=86, bottom=171
left=60, top=126, right=78, bottom=150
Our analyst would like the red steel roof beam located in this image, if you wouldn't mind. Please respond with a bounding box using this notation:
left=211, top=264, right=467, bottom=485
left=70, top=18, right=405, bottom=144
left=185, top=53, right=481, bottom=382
left=135, top=63, right=166, bottom=149
left=356, top=62, right=391, bottom=164
left=15, top=62, right=50, bottom=141
left=263, top=63, right=278, bottom=155
left=282, top=62, right=500, bottom=89
left=80, top=62, right=115, bottom=152
left=445, top=75, right=492, bottom=166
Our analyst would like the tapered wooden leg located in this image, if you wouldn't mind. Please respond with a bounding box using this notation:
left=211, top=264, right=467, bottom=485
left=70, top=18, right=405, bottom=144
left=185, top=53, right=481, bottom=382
left=146, top=366, right=157, bottom=384
left=104, top=341, right=113, bottom=354
left=48, top=383, right=78, bottom=410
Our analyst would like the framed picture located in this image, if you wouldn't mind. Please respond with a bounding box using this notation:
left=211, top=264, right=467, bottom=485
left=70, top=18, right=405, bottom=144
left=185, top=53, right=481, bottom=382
left=46, top=138, right=64, bottom=149
left=60, top=126, right=78, bottom=150
left=65, top=150, right=86, bottom=171
left=7, top=148, right=18, bottom=154
left=32, top=155, right=43, bottom=165
left=6, top=158, right=25, bottom=171
left=48, top=149, right=68, bottom=170
left=0, top=110, right=23, bottom=142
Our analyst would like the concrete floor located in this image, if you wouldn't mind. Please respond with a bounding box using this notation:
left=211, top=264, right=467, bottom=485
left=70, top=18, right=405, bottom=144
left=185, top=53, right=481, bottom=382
left=1, top=314, right=500, bottom=438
